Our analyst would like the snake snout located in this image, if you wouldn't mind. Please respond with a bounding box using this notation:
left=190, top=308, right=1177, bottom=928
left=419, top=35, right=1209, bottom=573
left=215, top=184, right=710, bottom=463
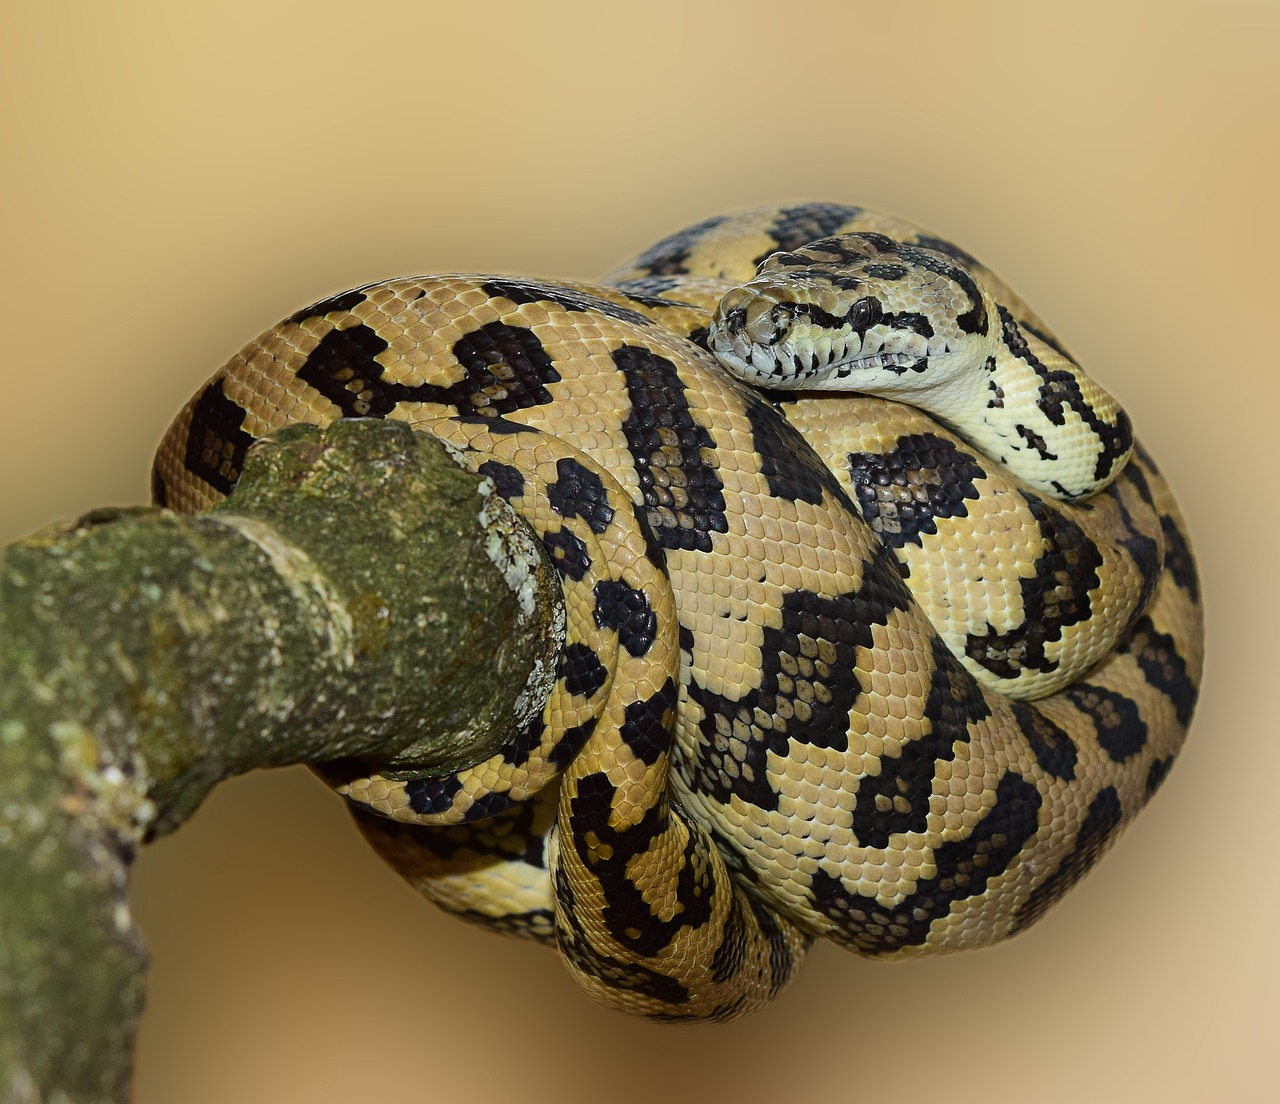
left=716, top=289, right=792, bottom=348
left=743, top=299, right=792, bottom=346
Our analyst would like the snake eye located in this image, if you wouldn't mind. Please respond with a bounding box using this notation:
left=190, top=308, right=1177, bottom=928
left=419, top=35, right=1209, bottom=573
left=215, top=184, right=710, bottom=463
left=846, top=297, right=883, bottom=333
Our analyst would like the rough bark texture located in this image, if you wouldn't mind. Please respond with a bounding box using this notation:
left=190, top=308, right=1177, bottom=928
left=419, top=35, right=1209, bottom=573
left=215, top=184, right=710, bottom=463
left=0, top=420, right=565, bottom=1102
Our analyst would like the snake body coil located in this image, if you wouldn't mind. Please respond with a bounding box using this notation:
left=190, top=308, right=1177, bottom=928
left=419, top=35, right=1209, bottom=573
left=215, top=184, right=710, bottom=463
left=154, top=203, right=1203, bottom=1021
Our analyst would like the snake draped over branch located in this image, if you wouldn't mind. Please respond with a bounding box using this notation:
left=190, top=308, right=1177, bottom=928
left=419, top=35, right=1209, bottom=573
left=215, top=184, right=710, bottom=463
left=152, top=203, right=1203, bottom=1022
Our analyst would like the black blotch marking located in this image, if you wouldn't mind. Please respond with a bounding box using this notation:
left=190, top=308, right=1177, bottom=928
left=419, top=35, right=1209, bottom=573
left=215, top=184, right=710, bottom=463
left=1160, top=513, right=1200, bottom=602
left=476, top=460, right=525, bottom=500
left=686, top=562, right=915, bottom=812
left=498, top=714, right=546, bottom=767
left=910, top=234, right=980, bottom=269
left=618, top=288, right=699, bottom=310
left=767, top=251, right=815, bottom=268
left=627, top=497, right=668, bottom=577
left=546, top=719, right=596, bottom=770
left=298, top=316, right=562, bottom=421
left=1017, top=423, right=1057, bottom=462
left=481, top=278, right=653, bottom=327
left=1009, top=701, right=1078, bottom=780
left=150, top=465, right=169, bottom=507
left=562, top=642, right=609, bottom=699
left=709, top=898, right=748, bottom=984
left=1108, top=477, right=1162, bottom=633
left=702, top=895, right=803, bottom=1012
left=183, top=378, right=256, bottom=494
left=842, top=231, right=896, bottom=253
left=1020, top=319, right=1072, bottom=360
left=1124, top=461, right=1155, bottom=508
left=625, top=214, right=728, bottom=276
left=349, top=801, right=559, bottom=943
left=813, top=770, right=1042, bottom=954
left=965, top=493, right=1103, bottom=680
left=547, top=457, right=614, bottom=534
left=454, top=907, right=557, bottom=944
left=305, top=317, right=559, bottom=426
left=847, top=433, right=985, bottom=554
left=404, top=773, right=465, bottom=817
left=852, top=635, right=993, bottom=848
left=618, top=679, right=678, bottom=766
left=754, top=203, right=864, bottom=267
left=566, top=772, right=715, bottom=957
left=776, top=233, right=984, bottom=332
left=684, top=325, right=711, bottom=351
left=491, top=703, right=593, bottom=776
left=614, top=343, right=728, bottom=553
left=296, top=323, right=397, bottom=417
left=350, top=790, right=552, bottom=872
left=612, top=275, right=693, bottom=300
left=565, top=944, right=692, bottom=1008
left=1064, top=683, right=1148, bottom=763
left=1133, top=439, right=1162, bottom=475
left=1011, top=787, right=1123, bottom=935
left=592, top=578, right=657, bottom=658
left=456, top=413, right=539, bottom=435
left=553, top=864, right=692, bottom=1008
left=465, top=790, right=515, bottom=819
left=750, top=894, right=805, bottom=999
left=773, top=259, right=867, bottom=294
left=862, top=263, right=909, bottom=280
left=543, top=528, right=591, bottom=581
left=790, top=301, right=856, bottom=333
left=439, top=321, right=561, bottom=416
left=1126, top=616, right=1198, bottom=726
left=880, top=310, right=935, bottom=338
left=287, top=286, right=371, bottom=325
left=747, top=395, right=849, bottom=506
left=895, top=242, right=988, bottom=335
left=1145, top=756, right=1175, bottom=797
left=998, top=305, right=1132, bottom=484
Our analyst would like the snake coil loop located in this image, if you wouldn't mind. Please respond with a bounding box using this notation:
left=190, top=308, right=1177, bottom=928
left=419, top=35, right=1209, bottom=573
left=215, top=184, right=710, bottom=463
left=153, top=203, right=1203, bottom=1020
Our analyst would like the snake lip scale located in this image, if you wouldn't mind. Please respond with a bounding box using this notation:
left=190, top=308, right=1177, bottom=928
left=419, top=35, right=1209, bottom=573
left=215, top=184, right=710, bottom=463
left=153, top=202, right=1203, bottom=1021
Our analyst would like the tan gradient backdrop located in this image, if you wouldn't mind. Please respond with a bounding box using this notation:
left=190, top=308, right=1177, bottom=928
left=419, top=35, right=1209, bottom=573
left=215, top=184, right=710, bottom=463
left=2, top=2, right=1276, bottom=1100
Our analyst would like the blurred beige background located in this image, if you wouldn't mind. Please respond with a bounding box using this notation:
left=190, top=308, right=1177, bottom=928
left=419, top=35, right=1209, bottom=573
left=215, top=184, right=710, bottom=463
left=2, top=1, right=1276, bottom=1100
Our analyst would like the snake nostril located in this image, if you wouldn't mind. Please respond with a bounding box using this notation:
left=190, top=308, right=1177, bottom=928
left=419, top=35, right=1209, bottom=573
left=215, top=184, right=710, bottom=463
left=744, top=300, right=791, bottom=345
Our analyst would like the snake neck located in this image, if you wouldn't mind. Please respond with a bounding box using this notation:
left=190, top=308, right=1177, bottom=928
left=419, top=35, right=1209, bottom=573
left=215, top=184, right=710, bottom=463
left=931, top=306, right=1133, bottom=502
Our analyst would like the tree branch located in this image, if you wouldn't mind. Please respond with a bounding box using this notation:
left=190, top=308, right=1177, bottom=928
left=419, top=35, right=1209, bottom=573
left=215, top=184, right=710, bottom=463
left=0, top=419, right=564, bottom=1102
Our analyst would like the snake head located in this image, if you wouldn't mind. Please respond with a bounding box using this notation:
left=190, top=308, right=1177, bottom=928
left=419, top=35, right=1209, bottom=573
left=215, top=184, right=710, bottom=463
left=708, top=232, right=998, bottom=395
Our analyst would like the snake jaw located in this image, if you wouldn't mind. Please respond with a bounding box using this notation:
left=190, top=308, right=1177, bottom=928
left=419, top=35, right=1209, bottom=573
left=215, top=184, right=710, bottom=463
left=712, top=304, right=941, bottom=391
left=712, top=292, right=866, bottom=386
left=828, top=350, right=928, bottom=380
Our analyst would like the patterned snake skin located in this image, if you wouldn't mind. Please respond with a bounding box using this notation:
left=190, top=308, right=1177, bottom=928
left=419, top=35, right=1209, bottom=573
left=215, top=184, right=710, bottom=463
left=152, top=203, right=1203, bottom=1021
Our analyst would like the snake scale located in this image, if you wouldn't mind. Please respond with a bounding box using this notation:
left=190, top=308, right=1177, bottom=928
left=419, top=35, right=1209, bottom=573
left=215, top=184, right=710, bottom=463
left=153, top=203, right=1203, bottom=1021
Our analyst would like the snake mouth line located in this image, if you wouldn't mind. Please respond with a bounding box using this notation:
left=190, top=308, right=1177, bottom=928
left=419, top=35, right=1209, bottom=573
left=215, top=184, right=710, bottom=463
left=713, top=329, right=927, bottom=386
left=829, top=350, right=927, bottom=377
left=777, top=346, right=928, bottom=381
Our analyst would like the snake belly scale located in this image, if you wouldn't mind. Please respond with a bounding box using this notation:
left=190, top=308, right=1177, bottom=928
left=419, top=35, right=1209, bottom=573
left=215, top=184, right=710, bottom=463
left=152, top=203, right=1203, bottom=1020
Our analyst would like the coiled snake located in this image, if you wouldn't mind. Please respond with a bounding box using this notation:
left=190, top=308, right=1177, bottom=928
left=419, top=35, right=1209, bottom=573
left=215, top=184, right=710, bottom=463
left=153, top=203, right=1203, bottom=1021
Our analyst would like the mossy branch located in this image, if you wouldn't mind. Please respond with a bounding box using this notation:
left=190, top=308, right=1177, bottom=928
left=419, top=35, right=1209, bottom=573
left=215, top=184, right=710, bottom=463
left=0, top=420, right=565, bottom=1103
